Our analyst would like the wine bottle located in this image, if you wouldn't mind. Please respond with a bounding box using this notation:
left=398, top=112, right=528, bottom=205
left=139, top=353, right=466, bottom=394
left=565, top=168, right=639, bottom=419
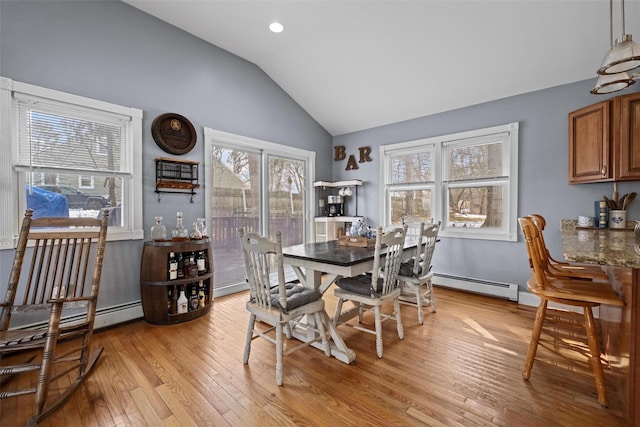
left=197, top=250, right=206, bottom=275
left=177, top=252, right=185, bottom=279
left=189, top=284, right=199, bottom=311
left=168, top=286, right=177, bottom=314
left=198, top=280, right=206, bottom=308
left=168, top=252, right=178, bottom=280
left=177, top=286, right=188, bottom=314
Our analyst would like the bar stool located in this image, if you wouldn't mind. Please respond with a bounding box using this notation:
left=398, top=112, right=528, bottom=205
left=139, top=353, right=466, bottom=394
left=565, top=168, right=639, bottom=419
left=519, top=216, right=624, bottom=406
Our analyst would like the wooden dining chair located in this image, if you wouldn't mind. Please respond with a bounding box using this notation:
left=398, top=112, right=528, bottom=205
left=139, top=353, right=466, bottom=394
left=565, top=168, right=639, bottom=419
left=333, top=225, right=407, bottom=358
left=239, top=228, right=330, bottom=386
left=527, top=213, right=609, bottom=281
left=518, top=216, right=623, bottom=406
left=396, top=221, right=440, bottom=324
left=0, top=209, right=109, bottom=425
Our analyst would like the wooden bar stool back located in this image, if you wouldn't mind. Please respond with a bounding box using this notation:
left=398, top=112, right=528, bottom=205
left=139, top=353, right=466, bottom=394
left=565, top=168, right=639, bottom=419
left=526, top=213, right=608, bottom=280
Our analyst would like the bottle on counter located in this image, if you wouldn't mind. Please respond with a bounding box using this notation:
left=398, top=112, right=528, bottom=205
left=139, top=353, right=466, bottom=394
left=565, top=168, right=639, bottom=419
left=151, top=216, right=167, bottom=241
left=197, top=250, right=206, bottom=275
left=177, top=285, right=188, bottom=314
left=168, top=252, right=178, bottom=280
left=198, top=280, right=206, bottom=308
left=168, top=286, right=177, bottom=314
left=172, top=211, right=189, bottom=241
left=190, top=221, right=202, bottom=240
left=177, top=252, right=185, bottom=279
left=188, top=283, right=199, bottom=311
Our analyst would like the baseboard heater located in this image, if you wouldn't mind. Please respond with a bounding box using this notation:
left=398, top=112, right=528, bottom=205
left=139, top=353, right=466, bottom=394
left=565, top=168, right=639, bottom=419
left=14, top=301, right=143, bottom=332
left=433, top=273, right=519, bottom=302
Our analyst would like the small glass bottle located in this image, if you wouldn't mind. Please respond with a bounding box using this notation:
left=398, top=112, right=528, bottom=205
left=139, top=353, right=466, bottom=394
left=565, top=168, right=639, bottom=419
left=190, top=221, right=202, bottom=240
left=172, top=211, right=189, bottom=242
left=151, top=216, right=167, bottom=241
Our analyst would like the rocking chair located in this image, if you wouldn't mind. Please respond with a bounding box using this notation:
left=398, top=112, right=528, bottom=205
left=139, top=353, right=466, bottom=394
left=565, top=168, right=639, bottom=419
left=0, top=209, right=109, bottom=425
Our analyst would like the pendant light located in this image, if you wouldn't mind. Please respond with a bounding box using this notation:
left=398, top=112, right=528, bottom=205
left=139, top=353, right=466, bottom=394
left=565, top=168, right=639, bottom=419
left=597, top=0, right=640, bottom=75
left=592, top=0, right=635, bottom=94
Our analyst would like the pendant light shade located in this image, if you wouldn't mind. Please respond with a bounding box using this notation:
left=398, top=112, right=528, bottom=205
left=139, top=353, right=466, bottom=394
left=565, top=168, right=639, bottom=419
left=598, top=34, right=640, bottom=75
left=591, top=70, right=635, bottom=94
left=592, top=0, right=638, bottom=94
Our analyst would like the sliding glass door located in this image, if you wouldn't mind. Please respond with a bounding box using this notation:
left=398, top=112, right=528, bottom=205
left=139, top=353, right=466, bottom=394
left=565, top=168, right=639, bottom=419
left=204, top=129, right=313, bottom=296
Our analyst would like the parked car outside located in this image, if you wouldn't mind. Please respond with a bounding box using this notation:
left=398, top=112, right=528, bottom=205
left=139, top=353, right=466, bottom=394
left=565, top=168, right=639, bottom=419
left=35, top=185, right=109, bottom=210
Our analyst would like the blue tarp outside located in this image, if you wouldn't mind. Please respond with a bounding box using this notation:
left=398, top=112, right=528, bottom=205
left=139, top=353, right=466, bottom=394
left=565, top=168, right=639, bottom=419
left=26, top=185, right=69, bottom=218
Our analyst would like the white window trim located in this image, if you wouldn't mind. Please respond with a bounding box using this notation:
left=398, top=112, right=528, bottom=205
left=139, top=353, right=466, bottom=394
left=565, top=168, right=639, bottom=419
left=78, top=175, right=95, bottom=189
left=0, top=76, right=144, bottom=249
left=203, top=127, right=316, bottom=242
left=380, top=122, right=519, bottom=242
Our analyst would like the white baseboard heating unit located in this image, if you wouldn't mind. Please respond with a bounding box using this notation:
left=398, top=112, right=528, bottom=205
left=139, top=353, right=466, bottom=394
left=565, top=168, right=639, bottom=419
left=433, top=273, right=519, bottom=302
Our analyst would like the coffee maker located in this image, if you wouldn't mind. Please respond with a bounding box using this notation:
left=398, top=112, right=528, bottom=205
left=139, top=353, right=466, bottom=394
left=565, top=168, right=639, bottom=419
left=326, top=195, right=344, bottom=217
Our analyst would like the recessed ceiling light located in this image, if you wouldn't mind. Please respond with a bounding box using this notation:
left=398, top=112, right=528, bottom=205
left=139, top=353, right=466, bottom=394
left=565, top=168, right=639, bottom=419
left=269, top=22, right=284, bottom=33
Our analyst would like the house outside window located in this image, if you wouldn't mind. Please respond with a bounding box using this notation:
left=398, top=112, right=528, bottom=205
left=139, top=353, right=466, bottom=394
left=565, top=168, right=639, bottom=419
left=381, top=122, right=519, bottom=241
left=0, top=77, right=144, bottom=248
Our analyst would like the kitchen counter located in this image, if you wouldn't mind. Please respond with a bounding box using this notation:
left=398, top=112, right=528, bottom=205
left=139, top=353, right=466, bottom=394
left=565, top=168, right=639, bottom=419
left=560, top=220, right=639, bottom=426
left=560, top=220, right=640, bottom=268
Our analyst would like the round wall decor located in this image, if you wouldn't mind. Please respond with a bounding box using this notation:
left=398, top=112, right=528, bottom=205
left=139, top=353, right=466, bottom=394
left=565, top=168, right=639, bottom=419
left=151, top=113, right=197, bottom=155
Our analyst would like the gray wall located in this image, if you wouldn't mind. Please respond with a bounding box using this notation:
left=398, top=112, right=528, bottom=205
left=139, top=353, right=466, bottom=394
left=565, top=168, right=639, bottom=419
left=0, top=0, right=332, bottom=310
left=332, top=81, right=640, bottom=290
left=1, top=0, right=638, bottom=309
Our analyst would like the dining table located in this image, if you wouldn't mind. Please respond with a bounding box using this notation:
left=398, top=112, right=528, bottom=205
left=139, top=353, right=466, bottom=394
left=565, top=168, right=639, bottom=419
left=281, top=237, right=418, bottom=364
left=560, top=221, right=640, bottom=426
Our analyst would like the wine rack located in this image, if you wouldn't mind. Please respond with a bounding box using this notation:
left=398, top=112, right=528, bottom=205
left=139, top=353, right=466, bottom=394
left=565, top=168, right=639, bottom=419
left=140, top=238, right=213, bottom=325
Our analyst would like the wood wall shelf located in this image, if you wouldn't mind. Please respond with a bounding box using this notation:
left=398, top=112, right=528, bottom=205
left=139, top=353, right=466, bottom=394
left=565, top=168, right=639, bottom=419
left=155, top=157, right=199, bottom=203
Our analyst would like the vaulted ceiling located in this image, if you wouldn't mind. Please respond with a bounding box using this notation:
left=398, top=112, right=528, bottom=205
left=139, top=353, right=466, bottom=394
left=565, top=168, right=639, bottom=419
left=123, top=0, right=640, bottom=136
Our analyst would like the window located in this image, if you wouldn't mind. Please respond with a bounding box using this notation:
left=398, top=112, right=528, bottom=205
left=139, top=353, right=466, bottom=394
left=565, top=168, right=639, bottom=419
left=78, top=175, right=95, bottom=189
left=0, top=77, right=144, bottom=247
left=203, top=128, right=315, bottom=296
left=381, top=123, right=518, bottom=241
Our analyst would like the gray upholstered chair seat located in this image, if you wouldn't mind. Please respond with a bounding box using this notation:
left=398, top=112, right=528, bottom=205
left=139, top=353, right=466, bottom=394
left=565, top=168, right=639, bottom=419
left=270, top=283, right=322, bottom=312
left=336, top=274, right=383, bottom=296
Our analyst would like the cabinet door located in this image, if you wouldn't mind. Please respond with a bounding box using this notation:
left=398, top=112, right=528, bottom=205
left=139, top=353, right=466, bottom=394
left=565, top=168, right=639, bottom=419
left=617, top=92, right=640, bottom=180
left=569, top=101, right=611, bottom=183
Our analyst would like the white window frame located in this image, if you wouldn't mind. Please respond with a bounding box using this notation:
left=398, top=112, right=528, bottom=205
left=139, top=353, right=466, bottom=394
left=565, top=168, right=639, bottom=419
left=0, top=77, right=144, bottom=249
left=380, top=122, right=519, bottom=241
left=78, top=175, right=95, bottom=189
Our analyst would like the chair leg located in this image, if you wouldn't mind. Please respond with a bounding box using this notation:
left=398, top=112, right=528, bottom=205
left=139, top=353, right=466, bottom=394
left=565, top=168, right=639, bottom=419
left=584, top=306, right=608, bottom=407
left=394, top=298, right=404, bottom=340
left=523, top=299, right=548, bottom=380
left=374, top=305, right=383, bottom=358
left=243, top=314, right=256, bottom=364
left=275, top=322, right=283, bottom=386
left=415, top=285, right=424, bottom=325
left=427, top=280, right=436, bottom=313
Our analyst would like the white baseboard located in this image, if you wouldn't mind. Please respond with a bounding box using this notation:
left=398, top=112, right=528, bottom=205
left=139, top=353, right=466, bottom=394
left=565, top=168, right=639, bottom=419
left=434, top=273, right=519, bottom=301
left=93, top=302, right=143, bottom=329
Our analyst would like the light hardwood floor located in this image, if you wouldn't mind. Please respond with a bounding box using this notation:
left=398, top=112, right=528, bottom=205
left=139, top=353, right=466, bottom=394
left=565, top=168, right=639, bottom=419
left=0, top=287, right=627, bottom=426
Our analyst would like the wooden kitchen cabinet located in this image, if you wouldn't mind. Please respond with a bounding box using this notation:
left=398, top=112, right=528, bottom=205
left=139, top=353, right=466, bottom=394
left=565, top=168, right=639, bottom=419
left=569, top=92, right=640, bottom=183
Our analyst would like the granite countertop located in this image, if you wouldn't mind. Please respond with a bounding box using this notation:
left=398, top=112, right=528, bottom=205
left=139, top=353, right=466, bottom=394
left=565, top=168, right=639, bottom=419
left=560, top=220, right=640, bottom=269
